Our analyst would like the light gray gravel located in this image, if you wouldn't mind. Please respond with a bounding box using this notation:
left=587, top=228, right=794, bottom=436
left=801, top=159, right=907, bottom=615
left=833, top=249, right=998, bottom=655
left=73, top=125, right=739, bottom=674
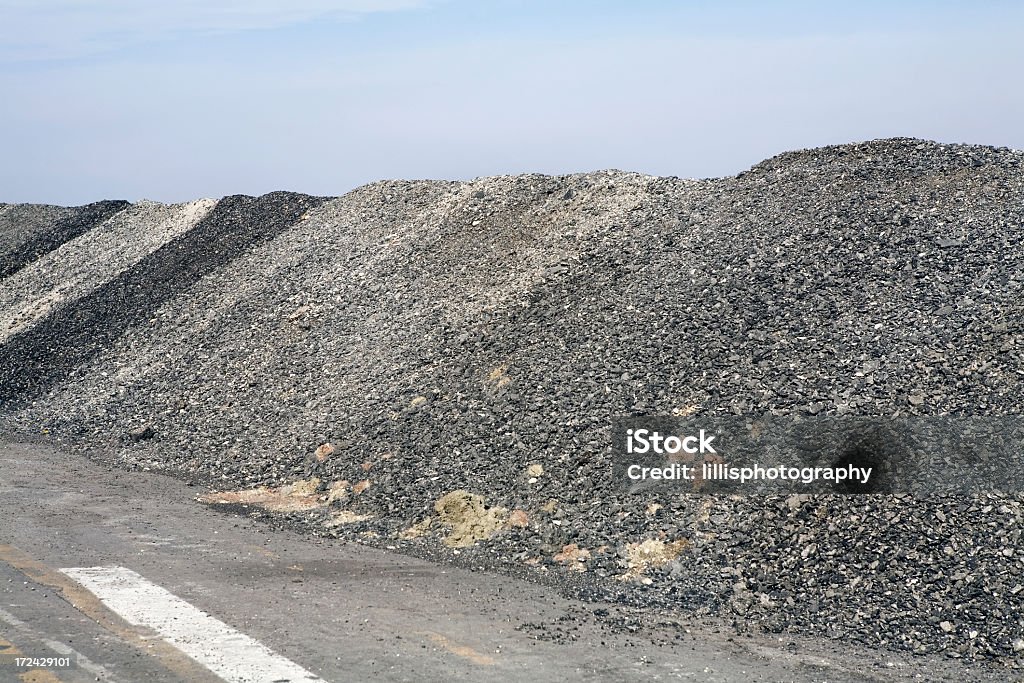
left=2, top=137, right=1023, bottom=675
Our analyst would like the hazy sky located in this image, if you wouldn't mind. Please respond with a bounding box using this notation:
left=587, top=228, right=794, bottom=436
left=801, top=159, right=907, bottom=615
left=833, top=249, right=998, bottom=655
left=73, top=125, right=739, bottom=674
left=2, top=0, right=1022, bottom=204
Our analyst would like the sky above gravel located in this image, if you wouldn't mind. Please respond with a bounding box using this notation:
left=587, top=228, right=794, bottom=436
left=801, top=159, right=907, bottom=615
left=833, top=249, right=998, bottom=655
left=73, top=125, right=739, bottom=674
left=2, top=0, right=1022, bottom=204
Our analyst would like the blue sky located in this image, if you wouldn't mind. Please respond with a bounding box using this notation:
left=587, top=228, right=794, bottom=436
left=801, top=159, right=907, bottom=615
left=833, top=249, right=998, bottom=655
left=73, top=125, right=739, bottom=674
left=2, top=0, right=1022, bottom=204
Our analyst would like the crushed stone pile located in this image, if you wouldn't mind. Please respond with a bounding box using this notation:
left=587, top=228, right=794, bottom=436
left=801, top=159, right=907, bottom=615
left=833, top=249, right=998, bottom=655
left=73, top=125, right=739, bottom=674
left=0, top=200, right=129, bottom=279
left=2, top=138, right=1023, bottom=668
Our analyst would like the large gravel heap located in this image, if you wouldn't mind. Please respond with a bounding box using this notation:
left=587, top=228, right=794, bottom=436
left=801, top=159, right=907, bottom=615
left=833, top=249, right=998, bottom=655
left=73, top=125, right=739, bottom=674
left=2, top=138, right=1023, bottom=669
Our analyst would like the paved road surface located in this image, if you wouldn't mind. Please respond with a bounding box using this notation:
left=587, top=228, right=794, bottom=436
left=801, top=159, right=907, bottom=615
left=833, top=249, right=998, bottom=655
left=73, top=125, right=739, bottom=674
left=0, top=440, right=1005, bottom=682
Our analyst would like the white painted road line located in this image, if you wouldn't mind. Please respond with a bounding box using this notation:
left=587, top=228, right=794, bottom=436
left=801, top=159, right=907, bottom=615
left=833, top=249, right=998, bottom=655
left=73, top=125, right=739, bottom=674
left=60, top=567, right=323, bottom=683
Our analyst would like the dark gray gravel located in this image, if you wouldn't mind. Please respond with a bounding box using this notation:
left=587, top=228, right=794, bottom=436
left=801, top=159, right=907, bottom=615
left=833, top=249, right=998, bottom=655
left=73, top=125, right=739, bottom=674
left=2, top=137, right=1023, bottom=674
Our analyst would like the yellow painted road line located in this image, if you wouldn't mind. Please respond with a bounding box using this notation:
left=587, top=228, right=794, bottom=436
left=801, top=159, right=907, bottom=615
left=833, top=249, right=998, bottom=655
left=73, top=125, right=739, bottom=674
left=0, top=544, right=220, bottom=683
left=19, top=669, right=63, bottom=683
left=423, top=631, right=497, bottom=666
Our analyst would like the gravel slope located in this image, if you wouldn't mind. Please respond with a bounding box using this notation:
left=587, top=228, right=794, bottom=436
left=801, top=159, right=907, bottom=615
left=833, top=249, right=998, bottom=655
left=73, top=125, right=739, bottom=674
left=2, top=138, right=1022, bottom=672
left=0, top=200, right=130, bottom=279
left=0, top=192, right=324, bottom=405
left=0, top=199, right=216, bottom=344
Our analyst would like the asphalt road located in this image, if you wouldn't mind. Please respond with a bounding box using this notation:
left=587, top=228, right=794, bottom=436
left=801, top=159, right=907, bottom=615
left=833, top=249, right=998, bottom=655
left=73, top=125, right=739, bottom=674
left=0, top=440, right=1009, bottom=682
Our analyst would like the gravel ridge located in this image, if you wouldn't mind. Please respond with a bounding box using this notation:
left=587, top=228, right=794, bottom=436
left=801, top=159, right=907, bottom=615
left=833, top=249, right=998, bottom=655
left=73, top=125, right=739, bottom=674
left=0, top=200, right=130, bottom=279
left=0, top=192, right=325, bottom=407
left=2, top=137, right=1023, bottom=670
left=0, top=198, right=217, bottom=344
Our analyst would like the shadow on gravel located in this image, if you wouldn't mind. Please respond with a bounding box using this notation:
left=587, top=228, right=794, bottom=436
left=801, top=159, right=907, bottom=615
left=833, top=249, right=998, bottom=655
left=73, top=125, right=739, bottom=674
left=0, top=192, right=326, bottom=410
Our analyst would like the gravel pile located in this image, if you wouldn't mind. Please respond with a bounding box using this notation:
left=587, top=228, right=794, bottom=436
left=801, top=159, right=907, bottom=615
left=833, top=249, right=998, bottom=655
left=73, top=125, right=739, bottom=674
left=0, top=198, right=216, bottom=344
left=2, top=138, right=1023, bottom=670
left=0, top=192, right=324, bottom=405
left=0, top=200, right=129, bottom=279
